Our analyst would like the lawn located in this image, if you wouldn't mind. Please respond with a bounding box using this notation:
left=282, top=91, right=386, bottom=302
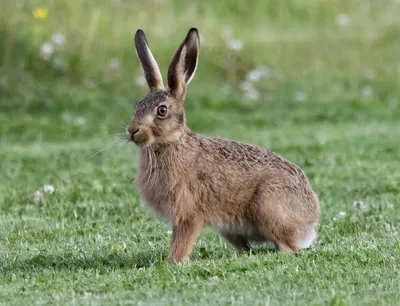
left=1, top=1, right=400, bottom=305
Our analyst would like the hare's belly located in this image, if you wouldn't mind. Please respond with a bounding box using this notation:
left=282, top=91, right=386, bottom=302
left=215, top=223, right=267, bottom=242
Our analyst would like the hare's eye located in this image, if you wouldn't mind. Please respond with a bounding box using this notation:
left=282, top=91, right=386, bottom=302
left=157, top=105, right=168, bottom=117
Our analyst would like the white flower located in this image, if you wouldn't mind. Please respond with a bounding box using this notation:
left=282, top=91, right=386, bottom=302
left=246, top=67, right=270, bottom=82
left=246, top=70, right=262, bottom=82
left=294, top=91, right=307, bottom=102
left=41, top=43, right=53, bottom=54
left=92, top=180, right=103, bottom=192
left=387, top=203, right=394, bottom=209
left=333, top=211, right=346, bottom=222
left=136, top=75, right=147, bottom=87
left=207, top=276, right=219, bottom=284
left=227, top=39, right=243, bottom=51
left=353, top=201, right=366, bottom=209
left=335, top=14, right=351, bottom=26
left=240, top=80, right=253, bottom=92
left=43, top=185, right=55, bottom=194
left=361, top=86, right=373, bottom=97
left=27, top=190, right=45, bottom=205
left=245, top=89, right=260, bottom=100
left=40, top=42, right=54, bottom=61
left=52, top=33, right=66, bottom=46
left=74, top=116, right=86, bottom=125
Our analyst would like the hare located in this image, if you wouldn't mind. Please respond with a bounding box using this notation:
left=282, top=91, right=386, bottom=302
left=126, top=28, right=321, bottom=264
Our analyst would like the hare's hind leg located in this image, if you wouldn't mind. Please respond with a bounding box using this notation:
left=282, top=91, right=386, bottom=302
left=273, top=241, right=297, bottom=252
left=269, top=225, right=317, bottom=253
left=256, top=192, right=315, bottom=253
left=296, top=226, right=317, bottom=249
left=273, top=226, right=317, bottom=252
left=259, top=217, right=317, bottom=253
left=261, top=227, right=299, bottom=253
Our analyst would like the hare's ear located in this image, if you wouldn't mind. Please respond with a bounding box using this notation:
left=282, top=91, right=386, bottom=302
left=167, top=28, right=200, bottom=101
left=134, top=29, right=164, bottom=91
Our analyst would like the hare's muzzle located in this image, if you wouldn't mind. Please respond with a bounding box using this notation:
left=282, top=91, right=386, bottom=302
left=126, top=122, right=155, bottom=147
left=126, top=122, right=140, bottom=142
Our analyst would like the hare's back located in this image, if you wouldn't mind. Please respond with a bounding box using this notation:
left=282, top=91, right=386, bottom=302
left=201, top=136, right=305, bottom=177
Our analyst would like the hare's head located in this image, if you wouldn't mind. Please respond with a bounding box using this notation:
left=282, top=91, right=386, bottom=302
left=126, top=28, right=200, bottom=148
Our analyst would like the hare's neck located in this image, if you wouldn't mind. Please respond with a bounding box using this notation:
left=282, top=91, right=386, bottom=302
left=153, top=126, right=191, bottom=150
left=139, top=131, right=196, bottom=165
left=138, top=143, right=176, bottom=167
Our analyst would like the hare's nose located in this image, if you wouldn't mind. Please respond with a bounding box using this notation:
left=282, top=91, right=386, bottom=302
left=132, top=127, right=140, bottom=135
left=126, top=123, right=140, bottom=139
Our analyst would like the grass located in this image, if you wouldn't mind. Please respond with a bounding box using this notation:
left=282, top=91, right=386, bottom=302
left=1, top=0, right=400, bottom=305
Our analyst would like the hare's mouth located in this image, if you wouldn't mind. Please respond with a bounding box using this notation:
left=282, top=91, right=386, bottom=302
left=130, top=132, right=154, bottom=147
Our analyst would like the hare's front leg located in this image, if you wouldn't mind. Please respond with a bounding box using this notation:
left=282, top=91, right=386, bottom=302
left=168, top=220, right=202, bottom=264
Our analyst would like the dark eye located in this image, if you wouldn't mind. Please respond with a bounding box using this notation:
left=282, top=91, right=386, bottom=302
left=157, top=105, right=168, bottom=117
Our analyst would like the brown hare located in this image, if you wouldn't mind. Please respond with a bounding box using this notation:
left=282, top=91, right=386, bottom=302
left=126, top=28, right=321, bottom=264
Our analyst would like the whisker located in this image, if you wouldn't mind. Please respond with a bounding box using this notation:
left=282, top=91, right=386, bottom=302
left=145, top=147, right=153, bottom=189
left=122, top=140, right=129, bottom=149
left=117, top=135, right=127, bottom=143
left=93, top=130, right=126, bottom=140
left=150, top=145, right=158, bottom=190
left=86, top=137, right=121, bottom=161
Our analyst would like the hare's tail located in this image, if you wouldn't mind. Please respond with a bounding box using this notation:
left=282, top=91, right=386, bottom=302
left=297, top=225, right=318, bottom=249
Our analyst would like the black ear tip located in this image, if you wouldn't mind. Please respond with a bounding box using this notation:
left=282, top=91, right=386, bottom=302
left=188, top=28, right=200, bottom=42
left=135, top=29, right=146, bottom=40
left=134, top=29, right=148, bottom=45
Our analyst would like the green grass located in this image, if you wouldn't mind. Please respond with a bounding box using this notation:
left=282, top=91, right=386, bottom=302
left=1, top=0, right=400, bottom=305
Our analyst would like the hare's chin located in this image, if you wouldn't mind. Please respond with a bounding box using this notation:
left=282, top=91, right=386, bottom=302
left=131, top=134, right=155, bottom=148
left=133, top=139, right=155, bottom=148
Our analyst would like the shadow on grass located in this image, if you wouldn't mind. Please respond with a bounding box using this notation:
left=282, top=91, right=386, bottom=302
left=0, top=249, right=165, bottom=274
left=0, top=243, right=280, bottom=275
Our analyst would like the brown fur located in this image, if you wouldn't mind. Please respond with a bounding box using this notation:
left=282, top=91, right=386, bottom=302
left=126, top=28, right=321, bottom=264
